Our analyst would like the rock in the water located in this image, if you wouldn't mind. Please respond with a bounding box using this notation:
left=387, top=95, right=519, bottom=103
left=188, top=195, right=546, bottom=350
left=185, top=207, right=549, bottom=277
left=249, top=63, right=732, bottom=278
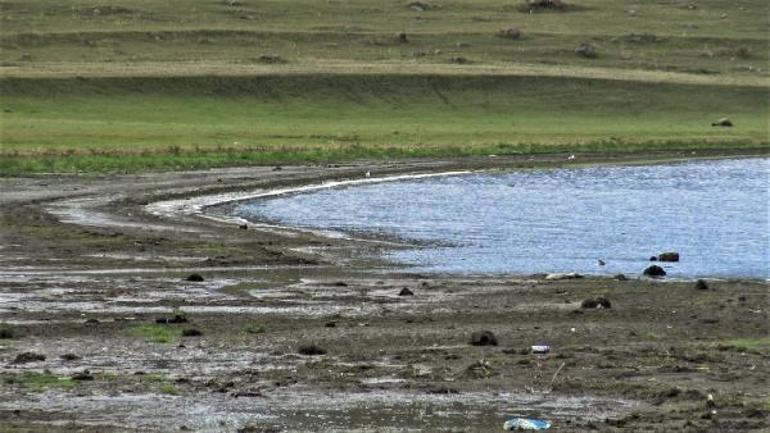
left=545, top=272, right=583, bottom=280
left=643, top=265, right=667, bottom=277
left=186, top=273, right=204, bottom=282
left=298, top=344, right=327, bottom=356
left=695, top=279, right=709, bottom=290
left=398, top=287, right=415, bottom=296
left=12, top=352, right=46, bottom=364
left=657, top=252, right=680, bottom=262
left=470, top=330, right=498, bottom=346
left=712, top=117, right=733, bottom=127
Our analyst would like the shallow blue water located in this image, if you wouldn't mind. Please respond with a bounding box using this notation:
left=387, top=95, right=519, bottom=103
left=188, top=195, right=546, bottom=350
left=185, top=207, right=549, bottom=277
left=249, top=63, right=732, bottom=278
left=237, top=158, right=769, bottom=278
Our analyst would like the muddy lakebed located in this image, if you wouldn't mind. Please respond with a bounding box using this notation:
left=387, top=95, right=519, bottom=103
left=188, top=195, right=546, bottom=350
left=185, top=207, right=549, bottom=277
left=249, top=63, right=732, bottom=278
left=237, top=158, right=769, bottom=279
left=0, top=153, right=768, bottom=432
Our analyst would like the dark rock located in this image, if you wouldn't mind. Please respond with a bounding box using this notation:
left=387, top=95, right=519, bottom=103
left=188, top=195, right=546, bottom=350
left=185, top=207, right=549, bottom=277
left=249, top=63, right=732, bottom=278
left=12, top=352, right=46, bottom=364
left=575, top=42, right=597, bottom=58
left=398, top=287, right=414, bottom=296
left=0, top=328, right=15, bottom=339
left=528, top=0, right=567, bottom=9
left=85, top=318, right=100, bottom=324
left=239, top=224, right=248, bottom=230
left=298, top=344, right=327, bottom=356
left=596, top=296, right=612, bottom=309
left=182, top=328, right=202, bottom=337
left=712, top=117, right=733, bottom=127
left=614, top=273, right=627, bottom=281
left=272, top=165, right=283, bottom=171
left=332, top=281, right=348, bottom=287
left=643, top=265, right=666, bottom=277
left=71, top=371, right=94, bottom=381
left=581, top=298, right=598, bottom=309
left=450, top=56, right=469, bottom=64
left=324, top=321, right=336, bottom=328
left=186, top=273, right=204, bottom=282
left=156, top=314, right=188, bottom=324
left=469, top=330, right=498, bottom=346
left=60, top=353, right=81, bottom=361
left=695, top=279, right=709, bottom=290
left=657, top=252, right=680, bottom=262
left=395, top=32, right=409, bottom=43
left=649, top=256, right=658, bottom=261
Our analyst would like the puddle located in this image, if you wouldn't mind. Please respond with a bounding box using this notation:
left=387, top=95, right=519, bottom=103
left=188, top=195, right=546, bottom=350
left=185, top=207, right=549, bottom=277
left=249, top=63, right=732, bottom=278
left=0, top=387, right=640, bottom=432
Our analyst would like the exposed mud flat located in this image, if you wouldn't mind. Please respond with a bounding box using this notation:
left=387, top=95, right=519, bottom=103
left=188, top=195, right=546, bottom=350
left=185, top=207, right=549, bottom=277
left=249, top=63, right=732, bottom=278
left=1, top=152, right=768, bottom=432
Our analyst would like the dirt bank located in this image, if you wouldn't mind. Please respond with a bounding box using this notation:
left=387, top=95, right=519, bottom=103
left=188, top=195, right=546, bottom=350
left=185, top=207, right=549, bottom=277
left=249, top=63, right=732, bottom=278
left=1, top=150, right=768, bottom=432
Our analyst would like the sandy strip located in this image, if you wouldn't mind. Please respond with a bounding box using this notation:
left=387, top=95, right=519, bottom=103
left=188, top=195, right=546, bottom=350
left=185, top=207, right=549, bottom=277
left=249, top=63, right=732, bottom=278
left=2, top=60, right=767, bottom=87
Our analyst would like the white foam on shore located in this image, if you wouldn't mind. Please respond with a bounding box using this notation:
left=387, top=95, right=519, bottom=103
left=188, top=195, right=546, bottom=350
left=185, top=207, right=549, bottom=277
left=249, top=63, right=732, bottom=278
left=145, top=171, right=472, bottom=243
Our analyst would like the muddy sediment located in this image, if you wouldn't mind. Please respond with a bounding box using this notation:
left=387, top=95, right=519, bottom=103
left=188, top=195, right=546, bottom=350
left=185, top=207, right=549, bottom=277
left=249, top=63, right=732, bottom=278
left=1, top=151, right=768, bottom=432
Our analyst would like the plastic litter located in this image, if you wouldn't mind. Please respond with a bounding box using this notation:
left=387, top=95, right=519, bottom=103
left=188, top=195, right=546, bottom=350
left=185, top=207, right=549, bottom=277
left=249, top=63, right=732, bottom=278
left=503, top=417, right=552, bottom=430
left=531, top=344, right=550, bottom=354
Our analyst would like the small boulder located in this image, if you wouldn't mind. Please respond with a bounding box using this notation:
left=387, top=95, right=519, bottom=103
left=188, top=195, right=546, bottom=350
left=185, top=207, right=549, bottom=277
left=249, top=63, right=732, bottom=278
left=398, top=287, right=414, bottom=296
left=12, top=352, right=46, bottom=364
left=395, top=32, right=409, bottom=43
left=298, top=344, right=327, bottom=356
left=695, top=279, right=709, bottom=290
left=0, top=328, right=16, bottom=339
left=581, top=297, right=611, bottom=309
left=60, top=353, right=81, bottom=361
left=614, top=273, right=628, bottom=281
left=71, top=371, right=95, bottom=381
left=575, top=42, right=597, bottom=58
left=182, top=328, right=202, bottom=337
left=657, top=252, right=680, bottom=262
left=470, top=330, right=498, bottom=346
left=712, top=117, right=733, bottom=127
left=643, top=265, right=667, bottom=278
left=156, top=314, right=188, bottom=324
left=186, top=273, right=204, bottom=282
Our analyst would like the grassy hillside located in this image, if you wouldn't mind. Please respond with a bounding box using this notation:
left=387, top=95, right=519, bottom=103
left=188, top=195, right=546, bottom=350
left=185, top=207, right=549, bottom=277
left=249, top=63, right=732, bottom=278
left=0, top=0, right=767, bottom=174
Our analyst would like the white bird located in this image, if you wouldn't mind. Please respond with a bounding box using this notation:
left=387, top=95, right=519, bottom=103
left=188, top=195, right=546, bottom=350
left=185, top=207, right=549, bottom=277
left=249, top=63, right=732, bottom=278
left=365, top=171, right=371, bottom=177
left=568, top=154, right=576, bottom=160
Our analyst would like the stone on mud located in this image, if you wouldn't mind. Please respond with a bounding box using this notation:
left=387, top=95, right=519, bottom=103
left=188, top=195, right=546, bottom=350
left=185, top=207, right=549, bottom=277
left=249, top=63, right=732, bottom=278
left=0, top=328, right=16, bottom=339
left=470, top=330, right=498, bottom=346
left=156, top=314, right=188, bottom=324
left=12, top=352, right=46, bottom=364
left=182, top=328, right=203, bottom=337
left=581, top=297, right=612, bottom=309
left=298, top=344, right=327, bottom=356
left=399, top=287, right=415, bottom=296
left=60, top=353, right=81, bottom=361
left=643, top=265, right=667, bottom=277
left=695, top=279, right=709, bottom=290
left=186, top=273, right=205, bottom=282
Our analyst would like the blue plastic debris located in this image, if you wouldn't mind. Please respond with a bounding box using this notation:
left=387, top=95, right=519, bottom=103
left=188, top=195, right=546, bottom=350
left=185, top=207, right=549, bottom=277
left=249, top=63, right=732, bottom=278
left=503, top=417, right=551, bottom=431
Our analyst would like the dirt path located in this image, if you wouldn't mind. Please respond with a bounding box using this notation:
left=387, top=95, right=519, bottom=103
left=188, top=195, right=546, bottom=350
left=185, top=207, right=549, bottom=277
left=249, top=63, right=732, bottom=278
left=0, top=151, right=768, bottom=432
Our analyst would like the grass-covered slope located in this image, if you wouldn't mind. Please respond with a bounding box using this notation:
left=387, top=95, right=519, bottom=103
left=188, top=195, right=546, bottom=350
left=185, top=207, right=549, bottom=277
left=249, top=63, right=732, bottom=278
left=0, top=0, right=767, bottom=174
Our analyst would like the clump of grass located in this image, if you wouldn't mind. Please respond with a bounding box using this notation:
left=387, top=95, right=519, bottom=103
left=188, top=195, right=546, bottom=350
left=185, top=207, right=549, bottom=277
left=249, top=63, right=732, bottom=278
left=2, top=372, right=76, bottom=390
left=245, top=323, right=267, bottom=334
left=131, top=324, right=178, bottom=343
left=159, top=384, right=180, bottom=395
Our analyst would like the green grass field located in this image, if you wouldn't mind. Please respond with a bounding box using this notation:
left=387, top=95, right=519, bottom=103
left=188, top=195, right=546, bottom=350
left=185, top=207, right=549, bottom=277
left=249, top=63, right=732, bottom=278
left=0, top=0, right=767, bottom=174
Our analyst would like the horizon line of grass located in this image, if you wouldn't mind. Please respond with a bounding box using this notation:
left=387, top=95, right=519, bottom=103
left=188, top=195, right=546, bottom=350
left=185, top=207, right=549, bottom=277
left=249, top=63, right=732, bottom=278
left=2, top=139, right=766, bottom=176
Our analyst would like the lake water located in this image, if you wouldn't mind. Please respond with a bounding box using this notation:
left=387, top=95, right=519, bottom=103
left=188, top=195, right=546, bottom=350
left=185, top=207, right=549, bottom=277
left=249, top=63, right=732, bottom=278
left=236, top=158, right=769, bottom=279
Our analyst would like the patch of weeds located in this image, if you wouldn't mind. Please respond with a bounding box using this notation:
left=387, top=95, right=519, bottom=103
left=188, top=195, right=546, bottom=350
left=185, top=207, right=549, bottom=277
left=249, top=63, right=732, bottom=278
left=714, top=337, right=769, bottom=354
left=3, top=372, right=76, bottom=390
left=131, top=324, right=178, bottom=343
left=245, top=323, right=267, bottom=335
left=159, top=384, right=180, bottom=395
